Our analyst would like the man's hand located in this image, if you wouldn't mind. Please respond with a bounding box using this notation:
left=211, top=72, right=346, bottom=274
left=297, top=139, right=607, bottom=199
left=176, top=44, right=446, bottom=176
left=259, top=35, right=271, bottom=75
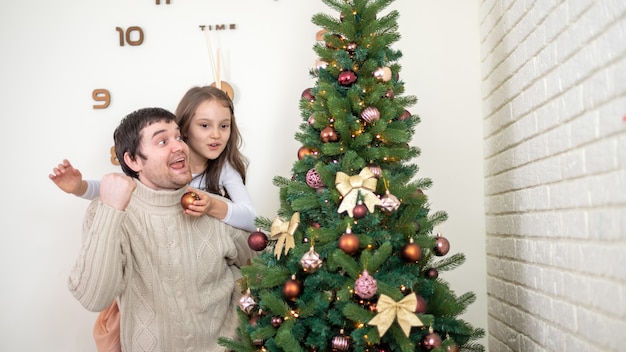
left=100, top=173, right=136, bottom=211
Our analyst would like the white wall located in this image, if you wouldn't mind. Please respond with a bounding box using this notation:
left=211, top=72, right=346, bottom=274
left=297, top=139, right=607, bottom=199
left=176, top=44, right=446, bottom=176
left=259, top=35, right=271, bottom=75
left=0, top=1, right=485, bottom=350
left=480, top=0, right=626, bottom=351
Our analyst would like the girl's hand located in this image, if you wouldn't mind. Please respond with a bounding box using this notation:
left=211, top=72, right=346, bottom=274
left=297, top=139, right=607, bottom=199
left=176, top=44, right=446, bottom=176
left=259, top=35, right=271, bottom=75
left=183, top=187, right=213, bottom=217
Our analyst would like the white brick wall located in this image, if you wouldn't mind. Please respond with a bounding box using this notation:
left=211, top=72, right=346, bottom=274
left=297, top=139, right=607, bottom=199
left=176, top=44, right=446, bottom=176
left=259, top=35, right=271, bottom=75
left=480, top=0, right=626, bottom=351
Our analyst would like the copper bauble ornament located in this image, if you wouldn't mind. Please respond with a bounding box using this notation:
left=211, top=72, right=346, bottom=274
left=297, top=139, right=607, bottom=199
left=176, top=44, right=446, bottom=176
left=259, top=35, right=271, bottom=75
left=380, top=190, right=400, bottom=212
left=282, top=276, right=302, bottom=300
left=401, top=238, right=422, bottom=262
left=360, top=106, right=380, bottom=123
left=297, top=146, right=312, bottom=160
left=301, top=88, right=315, bottom=102
left=331, top=334, right=350, bottom=351
left=320, top=126, right=338, bottom=142
left=248, top=230, right=269, bottom=251
left=373, top=67, right=392, bottom=81
left=180, top=191, right=200, bottom=210
left=384, top=89, right=395, bottom=99
left=305, top=168, right=324, bottom=189
left=354, top=270, right=378, bottom=299
left=422, top=330, right=442, bottom=350
left=434, top=233, right=450, bottom=256
left=301, top=246, right=323, bottom=273
left=238, top=289, right=256, bottom=314
left=352, top=202, right=368, bottom=219
left=338, top=228, right=360, bottom=255
left=338, top=70, right=357, bottom=86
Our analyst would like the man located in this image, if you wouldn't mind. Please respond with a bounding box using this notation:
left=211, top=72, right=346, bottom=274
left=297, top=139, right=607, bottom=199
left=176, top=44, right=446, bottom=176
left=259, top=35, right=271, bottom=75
left=67, top=107, right=255, bottom=351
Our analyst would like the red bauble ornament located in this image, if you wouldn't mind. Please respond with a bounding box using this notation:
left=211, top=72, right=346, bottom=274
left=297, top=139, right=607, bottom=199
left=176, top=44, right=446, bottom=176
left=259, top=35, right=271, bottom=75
left=282, top=276, right=302, bottom=300
left=426, top=267, right=439, bottom=279
left=352, top=202, right=368, bottom=219
left=180, top=191, right=200, bottom=210
left=305, top=168, right=324, bottom=189
left=415, top=294, right=427, bottom=313
left=338, top=228, right=360, bottom=255
left=401, top=239, right=422, bottom=262
left=422, top=331, right=442, bottom=350
left=434, top=234, right=450, bottom=256
left=301, top=88, right=315, bottom=102
left=338, top=70, right=357, bottom=86
left=320, top=126, right=338, bottom=142
left=248, top=231, right=269, bottom=251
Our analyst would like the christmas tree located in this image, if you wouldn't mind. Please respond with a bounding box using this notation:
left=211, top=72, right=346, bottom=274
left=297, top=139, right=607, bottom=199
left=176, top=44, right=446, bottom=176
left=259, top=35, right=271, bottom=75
left=220, top=0, right=485, bottom=351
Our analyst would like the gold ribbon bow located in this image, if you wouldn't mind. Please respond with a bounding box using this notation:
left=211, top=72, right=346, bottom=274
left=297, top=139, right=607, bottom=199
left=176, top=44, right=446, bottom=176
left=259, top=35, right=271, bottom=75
left=367, top=293, right=424, bottom=337
left=270, top=212, right=300, bottom=259
left=335, top=168, right=381, bottom=217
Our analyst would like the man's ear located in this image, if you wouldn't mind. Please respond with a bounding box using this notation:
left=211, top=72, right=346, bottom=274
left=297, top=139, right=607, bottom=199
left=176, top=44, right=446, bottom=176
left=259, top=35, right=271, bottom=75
left=123, top=152, right=141, bottom=173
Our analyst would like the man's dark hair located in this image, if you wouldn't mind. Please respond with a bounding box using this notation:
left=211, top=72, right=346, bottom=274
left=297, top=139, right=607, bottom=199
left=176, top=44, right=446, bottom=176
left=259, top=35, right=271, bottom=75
left=113, top=107, right=177, bottom=178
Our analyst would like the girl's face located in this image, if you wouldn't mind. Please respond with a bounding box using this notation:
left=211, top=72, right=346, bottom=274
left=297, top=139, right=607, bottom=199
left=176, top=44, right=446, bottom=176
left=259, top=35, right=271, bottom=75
left=186, top=99, right=231, bottom=173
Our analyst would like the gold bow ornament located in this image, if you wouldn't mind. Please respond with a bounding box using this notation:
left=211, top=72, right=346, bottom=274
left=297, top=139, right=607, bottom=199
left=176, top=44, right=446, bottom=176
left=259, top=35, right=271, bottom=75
left=335, top=168, right=382, bottom=217
left=270, top=212, right=300, bottom=259
left=367, top=293, right=424, bottom=337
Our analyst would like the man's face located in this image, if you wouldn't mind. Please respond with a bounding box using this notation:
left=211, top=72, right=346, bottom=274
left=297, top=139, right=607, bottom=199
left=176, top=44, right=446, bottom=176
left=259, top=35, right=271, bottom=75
left=128, top=120, right=192, bottom=190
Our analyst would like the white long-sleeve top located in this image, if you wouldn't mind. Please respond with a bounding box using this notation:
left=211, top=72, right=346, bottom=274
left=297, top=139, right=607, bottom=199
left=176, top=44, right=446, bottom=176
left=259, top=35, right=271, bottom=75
left=83, top=162, right=257, bottom=232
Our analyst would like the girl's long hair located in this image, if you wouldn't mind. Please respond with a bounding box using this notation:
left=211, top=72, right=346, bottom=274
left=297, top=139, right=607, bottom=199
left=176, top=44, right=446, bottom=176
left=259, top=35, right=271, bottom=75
left=175, top=86, right=248, bottom=198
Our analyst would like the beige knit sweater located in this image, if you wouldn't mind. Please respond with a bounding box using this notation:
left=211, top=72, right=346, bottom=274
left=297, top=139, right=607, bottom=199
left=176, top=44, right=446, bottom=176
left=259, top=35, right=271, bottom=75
left=68, top=180, right=255, bottom=351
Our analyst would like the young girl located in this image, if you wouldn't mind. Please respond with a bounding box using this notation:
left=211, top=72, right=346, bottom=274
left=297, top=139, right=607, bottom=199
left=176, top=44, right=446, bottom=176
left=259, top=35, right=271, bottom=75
left=49, top=86, right=257, bottom=352
left=50, top=85, right=257, bottom=233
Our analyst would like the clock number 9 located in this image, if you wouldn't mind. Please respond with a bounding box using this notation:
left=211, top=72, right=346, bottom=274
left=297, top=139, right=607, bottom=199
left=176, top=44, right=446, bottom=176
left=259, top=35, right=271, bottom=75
left=92, top=89, right=111, bottom=109
left=116, top=26, right=144, bottom=46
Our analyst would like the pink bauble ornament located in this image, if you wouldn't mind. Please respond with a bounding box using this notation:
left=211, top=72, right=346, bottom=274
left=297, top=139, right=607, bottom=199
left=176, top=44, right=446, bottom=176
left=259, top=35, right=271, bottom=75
left=354, top=270, right=378, bottom=299
left=305, top=168, right=324, bottom=189
left=361, top=106, right=380, bottom=123
left=422, top=331, right=442, bottom=350
left=426, top=267, right=439, bottom=279
left=331, top=334, right=350, bottom=351
left=415, top=294, right=427, bottom=313
left=398, top=109, right=411, bottom=121
left=308, top=115, right=315, bottom=125
left=301, top=88, right=315, bottom=102
left=367, top=164, right=382, bottom=178
left=314, top=59, right=328, bottom=70
left=373, top=67, right=392, bottom=82
left=271, top=316, right=283, bottom=328
left=384, top=89, right=395, bottom=99
left=338, top=70, right=357, bottom=86
left=352, top=202, right=368, bottom=219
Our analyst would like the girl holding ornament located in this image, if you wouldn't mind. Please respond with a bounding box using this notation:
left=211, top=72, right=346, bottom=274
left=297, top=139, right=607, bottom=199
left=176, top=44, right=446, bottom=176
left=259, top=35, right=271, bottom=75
left=50, top=85, right=258, bottom=232
left=49, top=86, right=258, bottom=352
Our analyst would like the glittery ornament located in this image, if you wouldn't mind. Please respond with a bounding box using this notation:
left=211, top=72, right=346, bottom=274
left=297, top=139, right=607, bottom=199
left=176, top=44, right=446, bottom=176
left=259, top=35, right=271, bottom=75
left=338, top=70, right=357, bottom=86
left=331, top=334, right=350, bottom=351
left=354, top=270, right=378, bottom=299
left=238, top=289, right=256, bottom=314
left=373, top=67, right=392, bottom=81
left=360, top=106, right=380, bottom=123
left=434, top=233, right=450, bottom=256
left=305, top=169, right=324, bottom=189
left=379, top=190, right=400, bottom=212
left=301, top=246, right=323, bottom=273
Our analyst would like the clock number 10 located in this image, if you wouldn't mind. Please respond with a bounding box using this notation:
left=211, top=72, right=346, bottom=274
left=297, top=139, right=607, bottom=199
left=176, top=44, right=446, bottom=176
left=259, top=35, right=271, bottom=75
left=116, top=26, right=144, bottom=46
